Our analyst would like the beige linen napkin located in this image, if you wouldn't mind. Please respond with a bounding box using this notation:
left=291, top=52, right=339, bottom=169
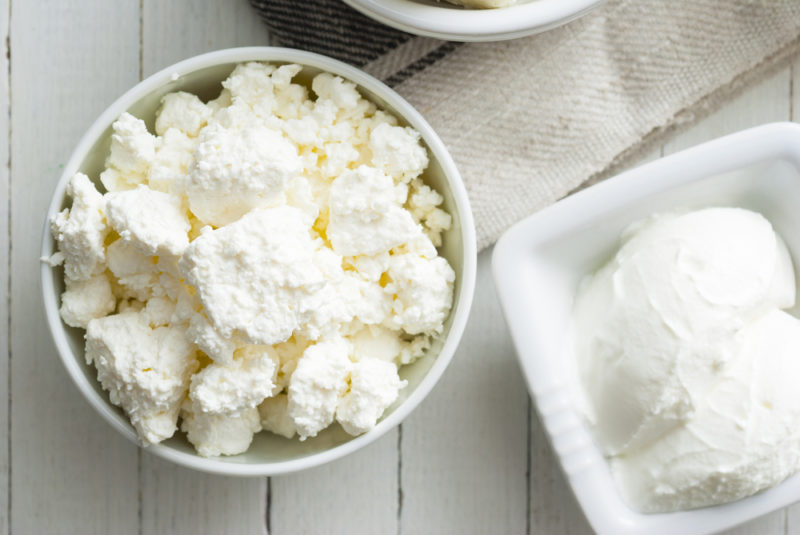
left=252, top=0, right=800, bottom=248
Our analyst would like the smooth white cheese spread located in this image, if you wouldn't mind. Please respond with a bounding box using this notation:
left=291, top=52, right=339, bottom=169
left=49, top=62, right=455, bottom=457
left=573, top=207, right=800, bottom=513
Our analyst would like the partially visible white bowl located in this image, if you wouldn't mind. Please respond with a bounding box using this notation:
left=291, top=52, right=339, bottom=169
left=342, top=0, right=604, bottom=41
left=492, top=123, right=800, bottom=535
left=40, top=47, right=477, bottom=476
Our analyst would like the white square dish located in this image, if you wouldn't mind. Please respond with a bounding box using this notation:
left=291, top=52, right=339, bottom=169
left=492, top=122, right=800, bottom=535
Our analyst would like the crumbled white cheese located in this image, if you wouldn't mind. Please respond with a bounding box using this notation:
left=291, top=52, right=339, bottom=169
left=258, top=393, right=297, bottom=439
left=408, top=178, right=452, bottom=246
left=59, top=271, right=116, bottom=329
left=50, top=173, right=108, bottom=282
left=85, top=312, right=197, bottom=445
left=328, top=166, right=420, bottom=256
left=337, top=358, right=407, bottom=435
left=351, top=325, right=405, bottom=363
left=312, top=73, right=362, bottom=111
left=155, top=92, right=211, bottom=137
left=142, top=295, right=176, bottom=328
left=369, top=123, right=428, bottom=183
left=288, top=337, right=352, bottom=440
left=187, top=123, right=302, bottom=226
left=179, top=206, right=334, bottom=345
left=148, top=128, right=196, bottom=196
left=105, top=239, right=159, bottom=301
left=386, top=249, right=455, bottom=335
left=187, top=312, right=236, bottom=365
left=100, top=112, right=156, bottom=192
left=50, top=62, right=456, bottom=457
left=190, top=345, right=279, bottom=414
left=106, top=184, right=190, bottom=257
left=181, top=401, right=261, bottom=457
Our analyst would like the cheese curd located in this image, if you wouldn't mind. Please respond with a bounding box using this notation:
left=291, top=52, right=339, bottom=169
left=49, top=62, right=456, bottom=457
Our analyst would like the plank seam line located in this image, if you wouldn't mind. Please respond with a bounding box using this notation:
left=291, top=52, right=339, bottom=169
left=137, top=449, right=142, bottom=535
left=525, top=397, right=531, bottom=535
left=265, top=477, right=271, bottom=534
left=5, top=0, right=11, bottom=531
left=784, top=506, right=788, bottom=535
left=396, top=423, right=403, bottom=535
left=138, top=0, right=143, bottom=81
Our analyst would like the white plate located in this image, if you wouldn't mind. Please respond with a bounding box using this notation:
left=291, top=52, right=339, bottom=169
left=341, top=0, right=605, bottom=42
left=492, top=122, right=800, bottom=535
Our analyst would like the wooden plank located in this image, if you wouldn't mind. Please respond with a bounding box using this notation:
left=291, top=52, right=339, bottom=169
left=141, top=0, right=270, bottom=77
left=270, top=430, right=399, bottom=535
left=8, top=1, right=141, bottom=534
left=529, top=408, right=594, bottom=535
left=664, top=65, right=791, bottom=535
left=0, top=1, right=8, bottom=533
left=138, top=3, right=269, bottom=534
left=140, top=454, right=266, bottom=535
left=400, top=250, right=528, bottom=535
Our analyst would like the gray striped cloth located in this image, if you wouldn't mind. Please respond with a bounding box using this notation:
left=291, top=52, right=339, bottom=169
left=251, top=0, right=800, bottom=249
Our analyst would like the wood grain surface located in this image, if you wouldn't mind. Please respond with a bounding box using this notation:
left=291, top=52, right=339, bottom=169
left=3, top=1, right=800, bottom=533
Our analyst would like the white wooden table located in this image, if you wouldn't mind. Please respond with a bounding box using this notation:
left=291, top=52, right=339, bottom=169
left=3, top=1, right=800, bottom=533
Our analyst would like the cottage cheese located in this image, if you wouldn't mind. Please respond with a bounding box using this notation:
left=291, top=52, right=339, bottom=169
left=288, top=337, right=352, bottom=440
left=336, top=358, right=407, bottom=435
left=50, top=173, right=108, bottom=282
left=49, top=62, right=456, bottom=457
left=86, top=312, right=197, bottom=445
left=573, top=208, right=800, bottom=512
left=328, top=165, right=420, bottom=256
left=100, top=112, right=156, bottom=192
left=106, top=185, right=190, bottom=257
left=59, top=272, right=116, bottom=329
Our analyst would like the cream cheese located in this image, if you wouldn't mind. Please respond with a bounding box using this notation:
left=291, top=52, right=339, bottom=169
left=573, top=207, right=800, bottom=512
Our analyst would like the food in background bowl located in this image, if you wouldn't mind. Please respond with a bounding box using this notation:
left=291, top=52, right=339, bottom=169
left=441, top=0, right=517, bottom=8
left=47, top=61, right=457, bottom=457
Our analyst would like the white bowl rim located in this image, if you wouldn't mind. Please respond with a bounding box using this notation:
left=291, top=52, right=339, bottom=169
left=40, top=46, right=477, bottom=477
left=492, top=122, right=800, bottom=535
left=341, top=0, right=606, bottom=42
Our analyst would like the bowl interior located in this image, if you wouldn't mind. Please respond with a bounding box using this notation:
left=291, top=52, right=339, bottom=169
left=493, top=125, right=800, bottom=535
left=45, top=54, right=471, bottom=467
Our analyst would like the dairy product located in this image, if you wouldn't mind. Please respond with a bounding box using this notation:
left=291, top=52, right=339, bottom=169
left=327, top=165, right=419, bottom=256
left=50, top=173, right=108, bottom=282
left=106, top=185, right=190, bottom=257
left=441, top=0, right=517, bottom=8
left=288, top=336, right=352, bottom=440
left=573, top=207, right=800, bottom=512
left=336, top=358, right=408, bottom=435
left=59, top=272, right=116, bottom=329
left=48, top=62, right=456, bottom=457
left=85, top=312, right=198, bottom=445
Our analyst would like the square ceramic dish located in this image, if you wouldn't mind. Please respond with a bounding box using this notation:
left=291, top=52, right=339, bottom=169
left=492, top=122, right=800, bottom=535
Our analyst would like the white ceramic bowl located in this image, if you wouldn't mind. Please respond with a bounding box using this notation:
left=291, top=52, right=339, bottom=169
left=342, top=0, right=605, bottom=41
left=40, top=47, right=477, bottom=476
left=492, top=123, right=800, bottom=535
